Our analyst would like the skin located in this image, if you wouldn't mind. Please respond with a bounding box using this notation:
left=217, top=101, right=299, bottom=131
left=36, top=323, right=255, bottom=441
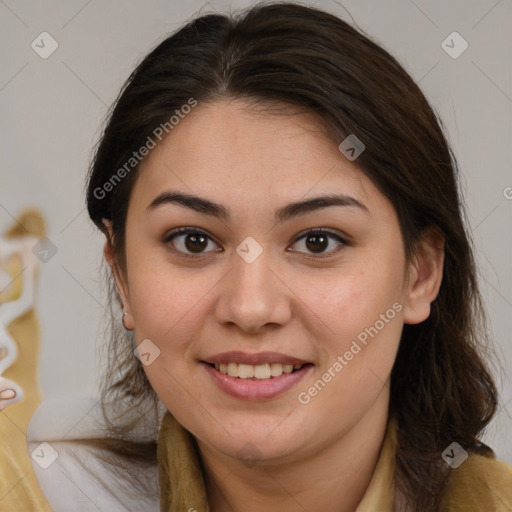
left=104, top=99, right=444, bottom=512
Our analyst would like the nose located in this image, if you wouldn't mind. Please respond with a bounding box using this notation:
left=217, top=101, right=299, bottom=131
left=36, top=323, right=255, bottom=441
left=214, top=246, right=292, bottom=334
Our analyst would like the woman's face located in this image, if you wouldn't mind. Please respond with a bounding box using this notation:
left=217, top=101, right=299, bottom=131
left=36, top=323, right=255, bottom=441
left=110, top=99, right=438, bottom=464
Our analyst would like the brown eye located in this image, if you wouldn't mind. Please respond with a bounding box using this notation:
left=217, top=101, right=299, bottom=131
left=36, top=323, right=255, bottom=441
left=290, top=230, right=346, bottom=256
left=305, top=233, right=329, bottom=253
left=184, top=233, right=208, bottom=253
left=164, top=229, right=220, bottom=256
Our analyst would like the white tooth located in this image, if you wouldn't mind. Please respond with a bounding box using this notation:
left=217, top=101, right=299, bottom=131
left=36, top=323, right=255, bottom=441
left=219, top=363, right=227, bottom=375
left=254, top=363, right=271, bottom=379
left=282, top=364, right=293, bottom=374
left=293, top=364, right=302, bottom=370
left=270, top=363, right=284, bottom=377
left=227, top=362, right=238, bottom=377
left=238, top=364, right=254, bottom=378
left=214, top=363, right=220, bottom=371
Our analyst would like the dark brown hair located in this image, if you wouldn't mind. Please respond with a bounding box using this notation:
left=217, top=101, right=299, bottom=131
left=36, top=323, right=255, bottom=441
left=85, top=2, right=498, bottom=510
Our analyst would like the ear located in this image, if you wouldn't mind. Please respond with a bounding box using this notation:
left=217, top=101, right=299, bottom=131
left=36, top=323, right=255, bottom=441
left=402, top=227, right=445, bottom=325
left=101, top=219, right=134, bottom=330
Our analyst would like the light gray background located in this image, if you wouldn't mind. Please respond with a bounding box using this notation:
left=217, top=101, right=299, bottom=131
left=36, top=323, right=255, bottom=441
left=1, top=0, right=511, bottom=463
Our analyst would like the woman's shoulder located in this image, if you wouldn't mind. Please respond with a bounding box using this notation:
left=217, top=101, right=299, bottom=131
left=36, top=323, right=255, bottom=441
left=26, top=395, right=161, bottom=512
left=440, top=449, right=512, bottom=511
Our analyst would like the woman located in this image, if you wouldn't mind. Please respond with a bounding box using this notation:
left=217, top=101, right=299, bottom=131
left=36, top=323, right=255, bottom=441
left=12, top=2, right=512, bottom=511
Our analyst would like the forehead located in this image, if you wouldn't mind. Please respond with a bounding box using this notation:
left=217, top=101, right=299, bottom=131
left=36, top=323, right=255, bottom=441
left=130, top=99, right=384, bottom=215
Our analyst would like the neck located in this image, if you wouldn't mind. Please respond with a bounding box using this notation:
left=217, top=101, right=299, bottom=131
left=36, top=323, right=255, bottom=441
left=197, top=387, right=390, bottom=512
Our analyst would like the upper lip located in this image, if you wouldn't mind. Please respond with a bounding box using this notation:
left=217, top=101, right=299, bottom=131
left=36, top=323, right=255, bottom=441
left=202, top=351, right=311, bottom=366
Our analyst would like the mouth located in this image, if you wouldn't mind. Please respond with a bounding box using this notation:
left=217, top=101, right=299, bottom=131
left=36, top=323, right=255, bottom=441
left=200, top=357, right=314, bottom=401
left=203, top=361, right=311, bottom=380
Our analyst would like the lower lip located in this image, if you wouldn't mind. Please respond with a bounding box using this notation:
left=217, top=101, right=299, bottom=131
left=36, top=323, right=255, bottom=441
left=202, top=362, right=313, bottom=401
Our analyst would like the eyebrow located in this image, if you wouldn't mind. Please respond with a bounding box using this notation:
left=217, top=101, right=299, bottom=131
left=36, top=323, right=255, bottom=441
left=147, top=190, right=368, bottom=223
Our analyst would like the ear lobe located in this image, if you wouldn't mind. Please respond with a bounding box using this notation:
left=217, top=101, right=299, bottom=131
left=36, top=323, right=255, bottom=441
left=402, top=228, right=445, bottom=325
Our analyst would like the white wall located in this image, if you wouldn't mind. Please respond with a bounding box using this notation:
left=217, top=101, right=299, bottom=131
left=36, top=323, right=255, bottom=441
left=1, top=0, right=510, bottom=462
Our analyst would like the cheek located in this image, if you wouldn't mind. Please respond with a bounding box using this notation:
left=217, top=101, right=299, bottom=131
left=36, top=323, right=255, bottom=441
left=296, top=269, right=404, bottom=422
left=126, top=264, right=214, bottom=413
left=299, top=257, right=404, bottom=347
left=126, top=248, right=218, bottom=343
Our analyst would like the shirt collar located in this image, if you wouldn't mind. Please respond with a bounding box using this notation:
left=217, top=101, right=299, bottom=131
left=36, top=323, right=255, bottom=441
left=355, top=414, right=397, bottom=511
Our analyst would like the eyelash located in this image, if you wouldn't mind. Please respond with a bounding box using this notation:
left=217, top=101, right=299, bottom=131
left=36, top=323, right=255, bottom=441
left=161, top=227, right=348, bottom=259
